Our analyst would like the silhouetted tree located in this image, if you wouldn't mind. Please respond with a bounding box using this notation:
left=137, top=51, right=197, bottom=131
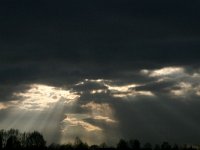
left=48, top=143, right=60, bottom=150
left=90, top=145, right=100, bottom=150
left=5, top=135, right=20, bottom=149
left=74, top=137, right=88, bottom=150
left=172, top=144, right=179, bottom=150
left=161, top=142, right=171, bottom=150
left=154, top=144, right=161, bottom=150
left=20, top=132, right=29, bottom=148
left=0, top=130, right=6, bottom=149
left=130, top=139, right=141, bottom=150
left=117, top=139, right=129, bottom=149
left=74, top=137, right=82, bottom=146
left=143, top=143, right=152, bottom=150
left=60, top=143, right=73, bottom=150
left=100, top=142, right=107, bottom=148
left=0, top=133, right=2, bottom=150
left=26, top=131, right=46, bottom=149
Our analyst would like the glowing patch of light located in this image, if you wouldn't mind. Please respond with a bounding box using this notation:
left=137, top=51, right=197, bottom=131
left=193, top=85, right=200, bottom=96
left=81, top=102, right=113, bottom=115
left=77, top=79, right=112, bottom=86
left=94, top=116, right=116, bottom=123
left=192, top=73, right=200, bottom=78
left=112, top=91, right=154, bottom=98
left=0, top=101, right=18, bottom=110
left=14, top=84, right=80, bottom=111
left=171, top=90, right=184, bottom=96
left=103, top=83, right=154, bottom=98
left=0, top=102, right=8, bottom=110
left=75, top=81, right=84, bottom=86
left=75, top=79, right=153, bottom=98
left=141, top=67, right=185, bottom=77
left=90, top=89, right=107, bottom=94
left=137, top=91, right=155, bottom=96
left=105, top=83, right=138, bottom=93
left=171, top=82, right=192, bottom=97
left=140, top=69, right=149, bottom=75
left=196, top=91, right=200, bottom=96
left=81, top=101, right=117, bottom=124
left=62, top=115, right=102, bottom=132
left=85, top=79, right=110, bottom=83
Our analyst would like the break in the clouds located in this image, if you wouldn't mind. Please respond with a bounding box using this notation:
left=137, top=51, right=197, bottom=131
left=1, top=0, right=200, bottom=146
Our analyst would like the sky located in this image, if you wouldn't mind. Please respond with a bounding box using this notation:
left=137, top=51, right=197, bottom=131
left=1, top=0, right=200, bottom=145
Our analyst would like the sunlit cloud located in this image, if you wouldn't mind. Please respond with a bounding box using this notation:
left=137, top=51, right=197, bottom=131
left=62, top=114, right=102, bottom=132
left=99, top=81, right=155, bottom=98
left=93, top=116, right=116, bottom=123
left=105, top=83, right=138, bottom=92
left=140, top=67, right=200, bottom=99
left=195, top=88, right=200, bottom=96
left=81, top=101, right=117, bottom=124
left=14, top=84, right=80, bottom=111
left=60, top=116, right=104, bottom=145
left=0, top=102, right=8, bottom=110
left=90, top=89, right=107, bottom=94
left=60, top=101, right=117, bottom=144
left=170, top=82, right=192, bottom=97
left=150, top=67, right=185, bottom=77
left=141, top=67, right=185, bottom=79
left=75, top=79, right=111, bottom=86
left=85, top=79, right=111, bottom=83
left=170, top=82, right=200, bottom=98
left=112, top=91, right=155, bottom=98
left=104, top=83, right=154, bottom=98
left=74, top=79, right=154, bottom=99
left=0, top=101, right=18, bottom=110
left=81, top=101, right=113, bottom=115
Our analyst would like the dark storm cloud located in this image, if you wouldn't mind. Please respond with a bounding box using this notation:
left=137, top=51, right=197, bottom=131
left=1, top=0, right=200, bottom=65
left=1, top=0, right=200, bottom=80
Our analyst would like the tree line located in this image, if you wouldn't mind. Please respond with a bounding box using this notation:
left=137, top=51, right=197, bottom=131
left=0, top=129, right=45, bottom=149
left=0, top=129, right=199, bottom=150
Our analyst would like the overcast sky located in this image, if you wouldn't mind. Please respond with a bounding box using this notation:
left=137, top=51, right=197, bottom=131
left=0, top=0, right=200, bottom=145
